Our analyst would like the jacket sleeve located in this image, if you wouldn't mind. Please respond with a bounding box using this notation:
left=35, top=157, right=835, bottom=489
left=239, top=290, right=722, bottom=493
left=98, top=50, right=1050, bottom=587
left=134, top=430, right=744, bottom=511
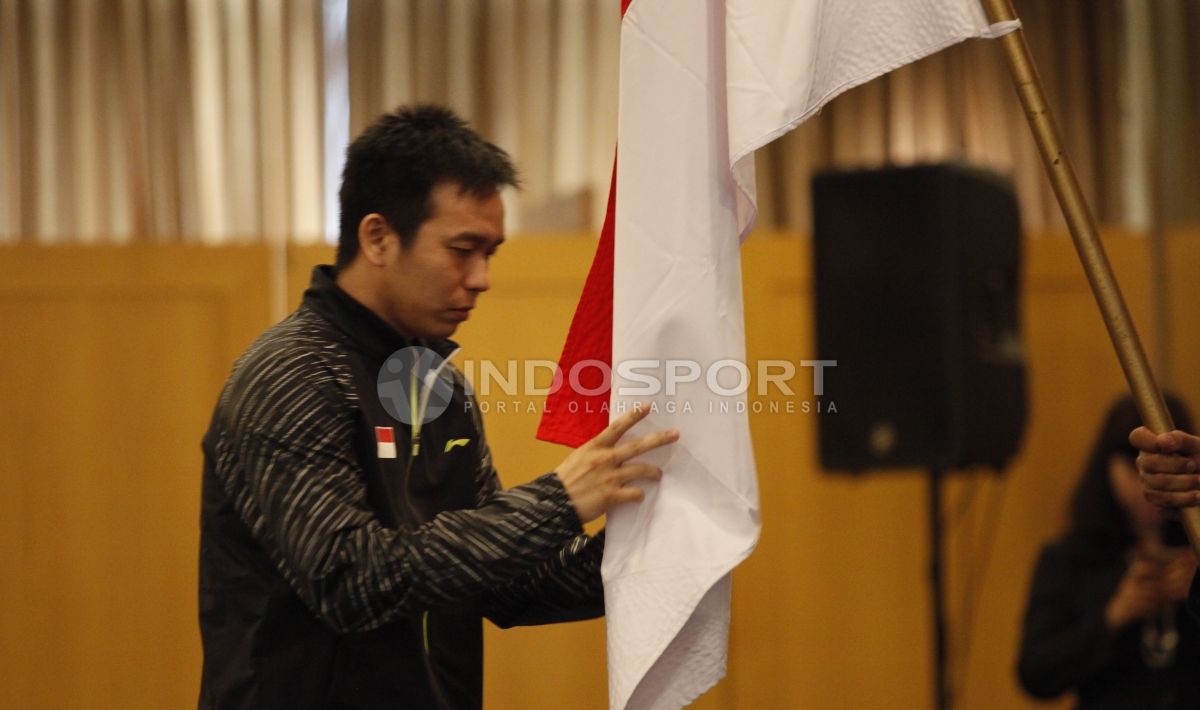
left=209, top=352, right=588, bottom=635
left=481, top=528, right=606, bottom=628
left=463, top=393, right=606, bottom=627
left=1016, top=544, right=1120, bottom=699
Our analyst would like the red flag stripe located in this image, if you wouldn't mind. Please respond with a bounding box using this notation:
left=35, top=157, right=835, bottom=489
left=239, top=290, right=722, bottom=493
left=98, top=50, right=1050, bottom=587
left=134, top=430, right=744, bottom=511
left=536, top=163, right=616, bottom=447
left=535, top=1, right=631, bottom=447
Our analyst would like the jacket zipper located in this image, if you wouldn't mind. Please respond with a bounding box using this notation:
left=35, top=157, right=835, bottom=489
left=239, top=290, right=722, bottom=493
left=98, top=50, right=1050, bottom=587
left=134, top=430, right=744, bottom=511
left=406, top=361, right=451, bottom=709
left=401, top=364, right=424, bottom=523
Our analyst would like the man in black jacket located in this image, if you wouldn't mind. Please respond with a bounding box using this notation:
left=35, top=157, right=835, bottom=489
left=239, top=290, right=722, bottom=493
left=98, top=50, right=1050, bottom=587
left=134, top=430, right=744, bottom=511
left=199, top=105, right=676, bottom=709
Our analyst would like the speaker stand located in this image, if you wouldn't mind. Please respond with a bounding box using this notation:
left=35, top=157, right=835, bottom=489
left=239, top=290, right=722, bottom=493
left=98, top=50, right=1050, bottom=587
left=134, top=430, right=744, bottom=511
left=929, top=466, right=950, bottom=710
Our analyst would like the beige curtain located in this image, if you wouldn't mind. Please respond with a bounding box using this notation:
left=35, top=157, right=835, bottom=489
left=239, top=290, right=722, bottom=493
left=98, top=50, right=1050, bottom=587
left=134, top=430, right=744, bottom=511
left=753, top=0, right=1125, bottom=233
left=2, top=0, right=1197, bottom=244
left=347, top=0, right=620, bottom=233
left=340, top=0, right=1200, bottom=235
left=0, top=0, right=325, bottom=245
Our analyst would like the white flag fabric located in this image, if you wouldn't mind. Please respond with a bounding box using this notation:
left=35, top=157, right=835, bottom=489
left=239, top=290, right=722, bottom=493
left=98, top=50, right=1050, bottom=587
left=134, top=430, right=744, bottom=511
left=604, top=1, right=1016, bottom=709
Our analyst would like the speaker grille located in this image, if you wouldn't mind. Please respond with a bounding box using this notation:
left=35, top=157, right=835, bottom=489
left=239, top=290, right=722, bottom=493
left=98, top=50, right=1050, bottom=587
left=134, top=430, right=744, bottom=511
left=812, top=163, right=1027, bottom=472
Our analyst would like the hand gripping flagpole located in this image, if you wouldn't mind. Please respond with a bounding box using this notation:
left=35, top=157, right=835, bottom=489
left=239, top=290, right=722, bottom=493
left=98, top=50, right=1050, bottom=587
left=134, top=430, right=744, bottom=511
left=979, top=0, right=1200, bottom=557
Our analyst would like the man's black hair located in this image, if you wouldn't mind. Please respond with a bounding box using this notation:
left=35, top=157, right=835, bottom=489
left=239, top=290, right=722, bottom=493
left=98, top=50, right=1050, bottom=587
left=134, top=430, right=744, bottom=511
left=336, top=105, right=518, bottom=268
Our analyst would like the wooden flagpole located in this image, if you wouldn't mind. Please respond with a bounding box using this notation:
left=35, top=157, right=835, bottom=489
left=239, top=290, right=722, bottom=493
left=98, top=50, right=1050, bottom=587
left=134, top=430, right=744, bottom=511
left=978, top=0, right=1200, bottom=556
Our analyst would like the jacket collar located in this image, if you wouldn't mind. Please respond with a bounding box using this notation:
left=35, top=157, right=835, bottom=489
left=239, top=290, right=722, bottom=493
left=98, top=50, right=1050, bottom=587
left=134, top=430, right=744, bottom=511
left=302, top=265, right=458, bottom=361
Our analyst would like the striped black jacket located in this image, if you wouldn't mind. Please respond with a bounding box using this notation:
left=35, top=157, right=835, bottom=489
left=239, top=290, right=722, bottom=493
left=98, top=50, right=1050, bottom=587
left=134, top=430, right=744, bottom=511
left=199, top=266, right=603, bottom=709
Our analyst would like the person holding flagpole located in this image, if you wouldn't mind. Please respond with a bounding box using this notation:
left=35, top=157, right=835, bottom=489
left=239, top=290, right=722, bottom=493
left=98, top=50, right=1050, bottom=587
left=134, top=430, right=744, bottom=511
left=1132, top=419, right=1200, bottom=621
left=1019, top=395, right=1200, bottom=709
left=1133, top=427, right=1200, bottom=510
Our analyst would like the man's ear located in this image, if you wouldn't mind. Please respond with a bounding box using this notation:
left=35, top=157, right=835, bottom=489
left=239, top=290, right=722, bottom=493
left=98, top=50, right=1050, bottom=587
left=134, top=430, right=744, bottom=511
left=357, top=214, right=394, bottom=266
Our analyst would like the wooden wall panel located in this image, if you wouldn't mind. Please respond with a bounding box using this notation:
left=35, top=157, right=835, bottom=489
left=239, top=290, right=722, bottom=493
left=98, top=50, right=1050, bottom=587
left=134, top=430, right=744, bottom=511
left=0, top=246, right=271, bottom=709
left=1166, top=229, right=1200, bottom=410
left=3, top=231, right=1197, bottom=708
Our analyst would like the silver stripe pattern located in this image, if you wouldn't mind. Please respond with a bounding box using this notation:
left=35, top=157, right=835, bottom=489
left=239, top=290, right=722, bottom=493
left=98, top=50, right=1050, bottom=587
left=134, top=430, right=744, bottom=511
left=208, top=306, right=603, bottom=633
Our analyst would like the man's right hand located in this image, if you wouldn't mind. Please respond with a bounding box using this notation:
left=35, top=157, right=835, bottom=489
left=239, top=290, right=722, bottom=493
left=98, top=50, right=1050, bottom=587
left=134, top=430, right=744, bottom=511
left=554, top=405, right=679, bottom=523
left=1130, top=427, right=1200, bottom=508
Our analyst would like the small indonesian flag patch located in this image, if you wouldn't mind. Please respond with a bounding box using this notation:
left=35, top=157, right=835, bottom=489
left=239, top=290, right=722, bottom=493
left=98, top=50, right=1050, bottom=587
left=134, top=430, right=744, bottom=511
left=376, top=426, right=397, bottom=459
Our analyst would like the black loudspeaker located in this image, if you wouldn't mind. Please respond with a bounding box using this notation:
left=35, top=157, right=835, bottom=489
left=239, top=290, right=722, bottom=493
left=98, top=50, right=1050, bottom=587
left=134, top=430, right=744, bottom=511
left=812, top=163, right=1027, bottom=471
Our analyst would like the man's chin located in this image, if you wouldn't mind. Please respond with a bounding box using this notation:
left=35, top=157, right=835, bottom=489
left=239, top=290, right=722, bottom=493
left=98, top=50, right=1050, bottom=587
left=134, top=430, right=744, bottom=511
left=407, top=313, right=466, bottom=340
left=427, top=321, right=460, bottom=340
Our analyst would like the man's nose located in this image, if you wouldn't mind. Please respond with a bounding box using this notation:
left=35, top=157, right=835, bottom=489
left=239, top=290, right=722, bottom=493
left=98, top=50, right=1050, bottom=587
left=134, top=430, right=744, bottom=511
left=465, top=257, right=490, bottom=292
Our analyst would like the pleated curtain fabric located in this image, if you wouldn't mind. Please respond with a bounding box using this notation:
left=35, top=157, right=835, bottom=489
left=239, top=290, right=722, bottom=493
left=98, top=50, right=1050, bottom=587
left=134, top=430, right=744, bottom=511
left=1, top=0, right=1197, bottom=245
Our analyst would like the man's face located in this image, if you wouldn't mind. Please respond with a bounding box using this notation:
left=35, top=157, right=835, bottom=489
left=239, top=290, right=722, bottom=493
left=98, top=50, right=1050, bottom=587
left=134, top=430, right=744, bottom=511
left=378, top=181, right=505, bottom=339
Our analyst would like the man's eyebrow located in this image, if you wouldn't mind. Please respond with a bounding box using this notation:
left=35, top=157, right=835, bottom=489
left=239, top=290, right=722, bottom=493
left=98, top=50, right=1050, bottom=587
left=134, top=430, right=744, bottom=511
left=449, top=233, right=505, bottom=247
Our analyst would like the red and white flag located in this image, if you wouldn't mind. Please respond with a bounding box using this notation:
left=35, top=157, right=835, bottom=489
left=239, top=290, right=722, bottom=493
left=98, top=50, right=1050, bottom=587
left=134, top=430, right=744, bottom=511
left=375, top=426, right=396, bottom=459
left=539, top=2, right=1017, bottom=707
